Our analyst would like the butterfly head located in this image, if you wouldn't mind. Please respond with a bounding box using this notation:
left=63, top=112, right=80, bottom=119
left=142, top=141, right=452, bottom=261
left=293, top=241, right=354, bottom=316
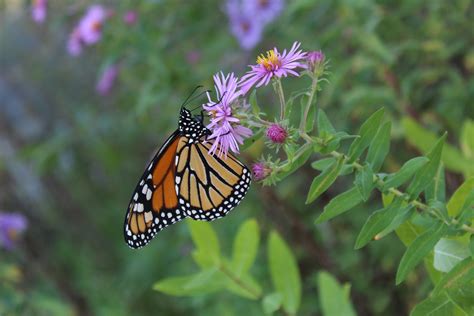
left=179, top=107, right=211, bottom=141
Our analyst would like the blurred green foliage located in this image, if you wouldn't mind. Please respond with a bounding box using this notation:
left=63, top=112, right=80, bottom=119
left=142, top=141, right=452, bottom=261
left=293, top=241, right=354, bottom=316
left=1, top=0, right=473, bottom=315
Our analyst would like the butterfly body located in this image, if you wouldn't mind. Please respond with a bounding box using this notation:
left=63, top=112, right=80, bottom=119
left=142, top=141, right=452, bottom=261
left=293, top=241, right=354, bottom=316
left=124, top=108, right=251, bottom=249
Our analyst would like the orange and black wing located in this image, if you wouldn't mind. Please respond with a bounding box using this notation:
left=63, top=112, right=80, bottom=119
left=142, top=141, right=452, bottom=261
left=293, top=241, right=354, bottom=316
left=174, top=138, right=251, bottom=221
left=124, top=131, right=187, bottom=248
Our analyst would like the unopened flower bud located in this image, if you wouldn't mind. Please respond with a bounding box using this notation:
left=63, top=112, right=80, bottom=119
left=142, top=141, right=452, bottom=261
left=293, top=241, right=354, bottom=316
left=307, top=50, right=325, bottom=74
left=266, top=123, right=287, bottom=144
left=251, top=162, right=271, bottom=181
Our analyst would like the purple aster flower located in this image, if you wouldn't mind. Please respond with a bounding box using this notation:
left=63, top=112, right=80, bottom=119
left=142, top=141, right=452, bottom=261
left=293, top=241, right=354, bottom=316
left=31, top=0, right=47, bottom=24
left=96, top=64, right=119, bottom=96
left=239, top=41, right=307, bottom=94
left=266, top=123, right=287, bottom=144
left=123, top=10, right=138, bottom=25
left=0, top=212, right=27, bottom=250
left=78, top=5, right=108, bottom=45
left=251, top=162, right=271, bottom=181
left=242, top=0, right=284, bottom=24
left=203, top=72, right=252, bottom=157
left=225, top=0, right=264, bottom=50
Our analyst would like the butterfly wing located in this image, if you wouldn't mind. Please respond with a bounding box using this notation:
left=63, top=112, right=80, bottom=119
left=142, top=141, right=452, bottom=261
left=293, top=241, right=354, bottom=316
left=124, top=131, right=187, bottom=249
left=174, top=138, right=251, bottom=221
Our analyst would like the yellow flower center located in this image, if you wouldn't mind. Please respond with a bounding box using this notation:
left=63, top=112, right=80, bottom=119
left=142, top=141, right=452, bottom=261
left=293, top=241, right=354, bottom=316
left=257, top=50, right=280, bottom=71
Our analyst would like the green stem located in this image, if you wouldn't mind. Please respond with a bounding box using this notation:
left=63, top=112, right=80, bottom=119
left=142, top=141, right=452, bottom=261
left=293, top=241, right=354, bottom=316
left=274, top=78, right=286, bottom=121
left=300, top=75, right=319, bottom=133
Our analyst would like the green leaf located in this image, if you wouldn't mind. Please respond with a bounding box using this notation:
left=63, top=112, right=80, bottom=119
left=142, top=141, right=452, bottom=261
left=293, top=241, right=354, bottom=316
left=188, top=221, right=220, bottom=267
left=457, top=190, right=474, bottom=224
left=383, top=157, right=429, bottom=190
left=355, top=198, right=404, bottom=249
left=306, top=156, right=344, bottom=204
left=317, top=271, right=356, bottom=316
left=348, top=108, right=385, bottom=162
left=433, top=238, right=470, bottom=273
left=396, top=220, right=425, bottom=247
left=411, top=292, right=468, bottom=316
left=268, top=231, right=301, bottom=314
left=354, top=164, right=375, bottom=201
left=433, top=257, right=474, bottom=296
left=311, top=158, right=335, bottom=171
left=317, top=109, right=336, bottom=139
left=447, top=178, right=474, bottom=217
left=316, top=187, right=363, bottom=223
left=262, top=293, right=282, bottom=315
left=425, top=164, right=446, bottom=202
left=232, top=219, right=260, bottom=277
left=407, top=134, right=446, bottom=199
left=470, top=236, right=474, bottom=258
left=396, top=221, right=448, bottom=285
left=375, top=205, right=414, bottom=240
left=366, top=121, right=391, bottom=172
left=224, top=270, right=262, bottom=300
left=402, top=117, right=473, bottom=176
left=153, top=268, right=223, bottom=296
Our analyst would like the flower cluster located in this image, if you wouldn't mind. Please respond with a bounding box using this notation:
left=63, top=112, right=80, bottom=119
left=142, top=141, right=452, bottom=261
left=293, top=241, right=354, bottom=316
left=0, top=212, right=27, bottom=250
left=203, top=41, right=314, bottom=161
left=67, top=5, right=109, bottom=57
left=225, top=0, right=284, bottom=50
left=96, top=64, right=120, bottom=96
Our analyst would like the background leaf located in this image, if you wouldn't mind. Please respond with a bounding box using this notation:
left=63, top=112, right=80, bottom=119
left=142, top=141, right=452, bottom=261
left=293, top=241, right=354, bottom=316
left=268, top=231, right=302, bottom=315
left=433, top=238, right=470, bottom=273
left=231, top=219, right=260, bottom=277
left=317, top=271, right=356, bottom=316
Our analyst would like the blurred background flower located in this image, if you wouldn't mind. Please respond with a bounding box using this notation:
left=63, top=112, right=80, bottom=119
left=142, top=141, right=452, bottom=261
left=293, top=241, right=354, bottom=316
left=96, top=63, right=119, bottom=96
left=31, top=0, right=47, bottom=24
left=0, top=212, right=27, bottom=250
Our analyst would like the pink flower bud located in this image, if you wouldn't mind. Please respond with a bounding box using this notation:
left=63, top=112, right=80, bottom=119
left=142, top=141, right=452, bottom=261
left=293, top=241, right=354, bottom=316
left=251, top=162, right=271, bottom=181
left=266, top=123, right=287, bottom=144
left=307, top=50, right=325, bottom=72
left=123, top=10, right=138, bottom=25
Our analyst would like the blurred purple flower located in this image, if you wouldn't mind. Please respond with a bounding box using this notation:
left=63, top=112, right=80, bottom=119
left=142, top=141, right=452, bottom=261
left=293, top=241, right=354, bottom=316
left=123, top=10, right=138, bottom=25
left=67, top=28, right=83, bottom=57
left=251, top=162, right=271, bottom=181
left=240, top=41, right=307, bottom=94
left=0, top=212, right=27, bottom=250
left=31, top=0, right=47, bottom=24
left=266, top=123, right=287, bottom=143
left=186, top=50, right=201, bottom=65
left=203, top=72, right=252, bottom=157
left=78, top=5, right=108, bottom=45
left=225, top=0, right=264, bottom=50
left=96, top=64, right=119, bottom=96
left=242, top=0, right=284, bottom=24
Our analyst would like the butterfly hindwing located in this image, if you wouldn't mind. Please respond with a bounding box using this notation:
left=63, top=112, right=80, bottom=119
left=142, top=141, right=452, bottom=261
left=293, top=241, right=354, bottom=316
left=124, top=131, right=187, bottom=249
left=175, top=140, right=251, bottom=221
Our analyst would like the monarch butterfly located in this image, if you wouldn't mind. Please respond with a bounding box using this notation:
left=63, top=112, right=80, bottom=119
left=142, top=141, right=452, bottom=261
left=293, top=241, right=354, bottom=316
left=124, top=107, right=251, bottom=249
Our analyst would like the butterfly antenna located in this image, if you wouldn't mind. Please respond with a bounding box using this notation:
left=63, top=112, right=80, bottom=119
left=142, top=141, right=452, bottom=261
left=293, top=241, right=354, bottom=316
left=181, top=85, right=203, bottom=110
left=188, top=89, right=212, bottom=112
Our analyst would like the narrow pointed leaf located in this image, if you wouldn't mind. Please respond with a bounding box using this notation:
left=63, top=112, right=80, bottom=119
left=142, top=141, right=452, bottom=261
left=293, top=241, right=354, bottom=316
left=306, top=157, right=344, bottom=204
left=383, top=157, right=429, bottom=190
left=407, top=134, right=446, bottom=199
left=311, top=157, right=336, bottom=171
left=232, top=219, right=260, bottom=277
left=433, top=257, right=474, bottom=296
left=425, top=163, right=446, bottom=202
left=262, top=293, right=282, bottom=315
left=316, top=187, right=363, bottom=223
left=366, top=121, right=391, bottom=172
left=457, top=190, right=474, bottom=224
left=355, top=198, right=404, bottom=249
left=410, top=292, right=468, bottom=316
left=447, top=178, right=474, bottom=217
left=354, top=164, right=375, bottom=201
left=317, top=109, right=336, bottom=138
left=153, top=268, right=223, bottom=296
left=375, top=206, right=414, bottom=240
left=348, top=108, right=385, bottom=162
left=396, top=221, right=448, bottom=285
left=268, top=231, right=301, bottom=314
